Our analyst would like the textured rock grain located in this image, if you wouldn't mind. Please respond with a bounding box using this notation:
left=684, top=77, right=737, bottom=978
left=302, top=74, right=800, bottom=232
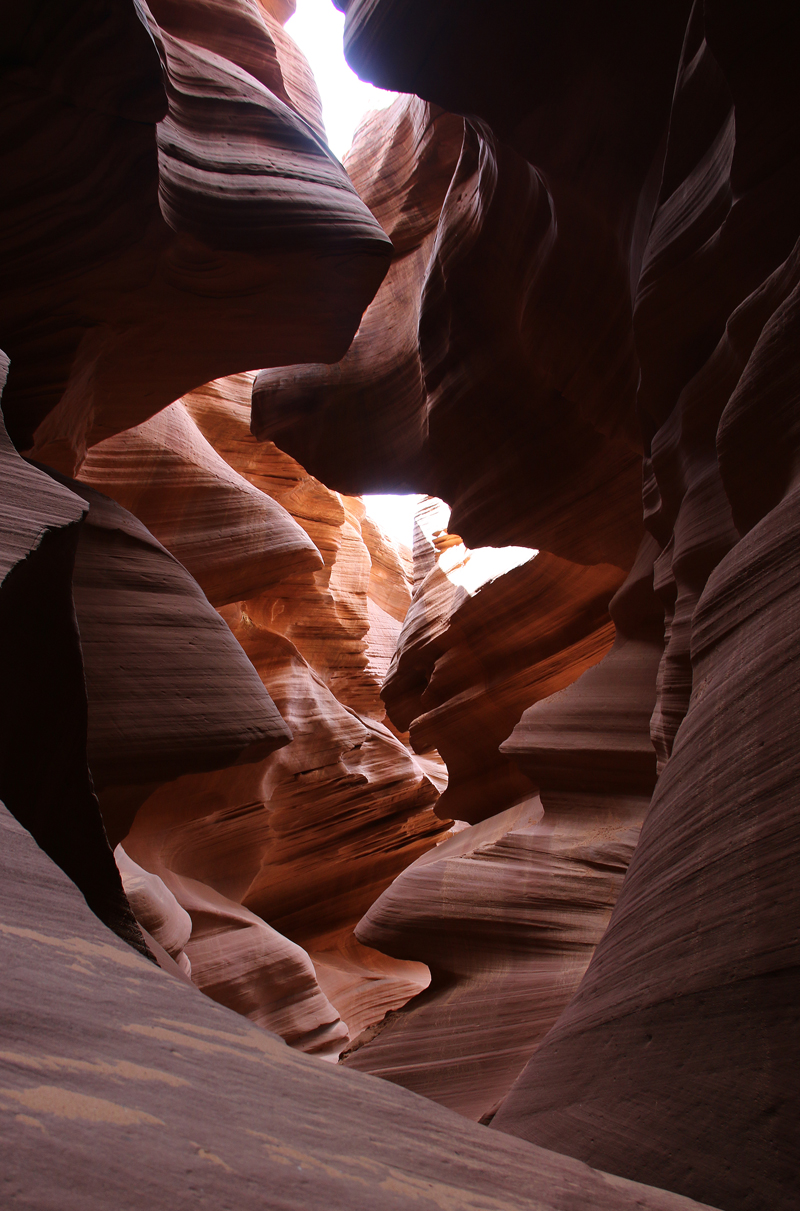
left=384, top=547, right=625, bottom=824
left=0, top=354, right=146, bottom=953
left=0, top=800, right=721, bottom=1211
left=347, top=539, right=662, bottom=1120
left=1, top=0, right=390, bottom=471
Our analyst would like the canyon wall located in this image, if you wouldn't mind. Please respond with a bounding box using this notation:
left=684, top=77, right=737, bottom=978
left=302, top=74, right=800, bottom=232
left=78, top=372, right=447, bottom=1052
left=2, top=0, right=799, bottom=1209
left=0, top=797, right=718, bottom=1211
left=311, top=2, right=798, bottom=1208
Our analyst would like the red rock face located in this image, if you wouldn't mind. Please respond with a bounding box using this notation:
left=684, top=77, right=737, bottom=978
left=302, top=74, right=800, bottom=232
left=77, top=369, right=446, bottom=1051
left=0, top=354, right=148, bottom=954
left=1, top=799, right=721, bottom=1211
left=344, top=536, right=662, bottom=1120
left=260, top=2, right=800, bottom=1205
left=3, top=0, right=800, bottom=1207
left=384, top=546, right=625, bottom=824
left=79, top=400, right=323, bottom=607
left=252, top=86, right=647, bottom=562
left=1, top=0, right=390, bottom=471
left=0, top=0, right=393, bottom=1054
left=252, top=95, right=465, bottom=494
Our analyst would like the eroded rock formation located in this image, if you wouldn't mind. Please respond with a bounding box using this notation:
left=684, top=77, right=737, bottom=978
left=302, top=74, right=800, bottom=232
left=0, top=354, right=147, bottom=954
left=383, top=540, right=625, bottom=825
left=489, top=10, right=800, bottom=1209
left=344, top=536, right=663, bottom=1121
left=2, top=0, right=390, bottom=473
left=2, top=0, right=800, bottom=1207
left=252, top=93, right=465, bottom=493
left=78, top=369, right=446, bottom=1051
left=0, top=802, right=720, bottom=1211
left=258, top=3, right=799, bottom=1205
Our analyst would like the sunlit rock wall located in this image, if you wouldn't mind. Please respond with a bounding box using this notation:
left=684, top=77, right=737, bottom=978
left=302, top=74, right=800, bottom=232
left=78, top=369, right=447, bottom=1053
left=256, top=1, right=800, bottom=1205
left=2, top=0, right=800, bottom=1208
left=297, top=1, right=800, bottom=1208
left=344, top=533, right=662, bottom=1121
left=253, top=53, right=663, bottom=1126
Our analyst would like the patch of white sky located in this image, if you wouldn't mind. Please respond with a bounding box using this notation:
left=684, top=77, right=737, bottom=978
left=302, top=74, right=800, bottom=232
left=364, top=495, right=537, bottom=597
left=286, top=0, right=397, bottom=160
left=287, top=0, right=537, bottom=590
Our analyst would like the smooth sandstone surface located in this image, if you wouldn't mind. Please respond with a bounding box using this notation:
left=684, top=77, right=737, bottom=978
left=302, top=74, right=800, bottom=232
left=0, top=354, right=148, bottom=955
left=346, top=539, right=663, bottom=1120
left=493, top=498, right=800, bottom=1208
left=55, top=474, right=291, bottom=847
left=0, top=801, right=721, bottom=1211
left=3, top=0, right=800, bottom=1207
left=187, top=372, right=412, bottom=718
left=2, top=0, right=390, bottom=471
left=123, top=613, right=445, bottom=1047
left=384, top=546, right=625, bottom=824
left=79, top=400, right=322, bottom=607
left=115, top=845, right=193, bottom=975
left=253, top=2, right=692, bottom=564
left=345, top=794, right=643, bottom=1121
left=238, top=4, right=800, bottom=1209
left=76, top=363, right=444, bottom=1055
left=253, top=94, right=465, bottom=494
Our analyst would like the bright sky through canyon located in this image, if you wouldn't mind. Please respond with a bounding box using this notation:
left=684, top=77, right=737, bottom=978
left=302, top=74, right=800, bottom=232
left=363, top=494, right=537, bottom=594
left=362, top=493, right=424, bottom=548
left=288, top=1, right=537, bottom=582
left=286, top=0, right=398, bottom=159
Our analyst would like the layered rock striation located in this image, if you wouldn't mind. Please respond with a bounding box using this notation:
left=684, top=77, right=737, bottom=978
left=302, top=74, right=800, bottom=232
left=79, top=370, right=446, bottom=1053
left=3, top=0, right=800, bottom=1208
left=383, top=538, right=625, bottom=825
left=0, top=353, right=147, bottom=955
left=2, top=0, right=390, bottom=472
left=252, top=94, right=465, bottom=494
left=490, top=10, right=800, bottom=1209
left=344, top=536, right=662, bottom=1121
left=259, top=3, right=800, bottom=1205
left=0, top=800, right=721, bottom=1211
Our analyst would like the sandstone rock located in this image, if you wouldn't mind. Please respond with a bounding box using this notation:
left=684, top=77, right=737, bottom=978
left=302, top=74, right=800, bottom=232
left=309, top=932, right=429, bottom=1046
left=47, top=475, right=291, bottom=848
left=384, top=536, right=625, bottom=824
left=1, top=0, right=390, bottom=471
left=252, top=95, right=465, bottom=493
left=362, top=518, right=413, bottom=699
left=251, top=1, right=699, bottom=563
left=493, top=493, right=800, bottom=1208
left=346, top=539, right=662, bottom=1119
left=186, top=372, right=414, bottom=719
left=4, top=0, right=800, bottom=1205
left=501, top=536, right=664, bottom=798
left=146, top=0, right=326, bottom=139
left=0, top=352, right=146, bottom=954
left=123, top=616, right=446, bottom=1046
left=77, top=368, right=440, bottom=1053
left=346, top=794, right=641, bottom=1121
left=162, top=870, right=349, bottom=1057
left=115, top=845, right=193, bottom=976
left=79, top=400, right=322, bottom=607
left=0, top=799, right=722, bottom=1211
left=484, top=7, right=800, bottom=1209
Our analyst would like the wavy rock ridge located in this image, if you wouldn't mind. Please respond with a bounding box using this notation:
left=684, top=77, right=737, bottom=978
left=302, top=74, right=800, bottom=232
left=78, top=370, right=446, bottom=1054
left=303, top=2, right=800, bottom=1208
left=1, top=0, right=799, bottom=1208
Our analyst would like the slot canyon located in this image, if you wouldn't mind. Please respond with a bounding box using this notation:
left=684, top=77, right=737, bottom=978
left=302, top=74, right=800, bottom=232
left=0, top=1, right=798, bottom=1208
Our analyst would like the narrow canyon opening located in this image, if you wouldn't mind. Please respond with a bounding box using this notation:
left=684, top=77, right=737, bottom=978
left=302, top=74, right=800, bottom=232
left=1, top=1, right=798, bottom=1209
